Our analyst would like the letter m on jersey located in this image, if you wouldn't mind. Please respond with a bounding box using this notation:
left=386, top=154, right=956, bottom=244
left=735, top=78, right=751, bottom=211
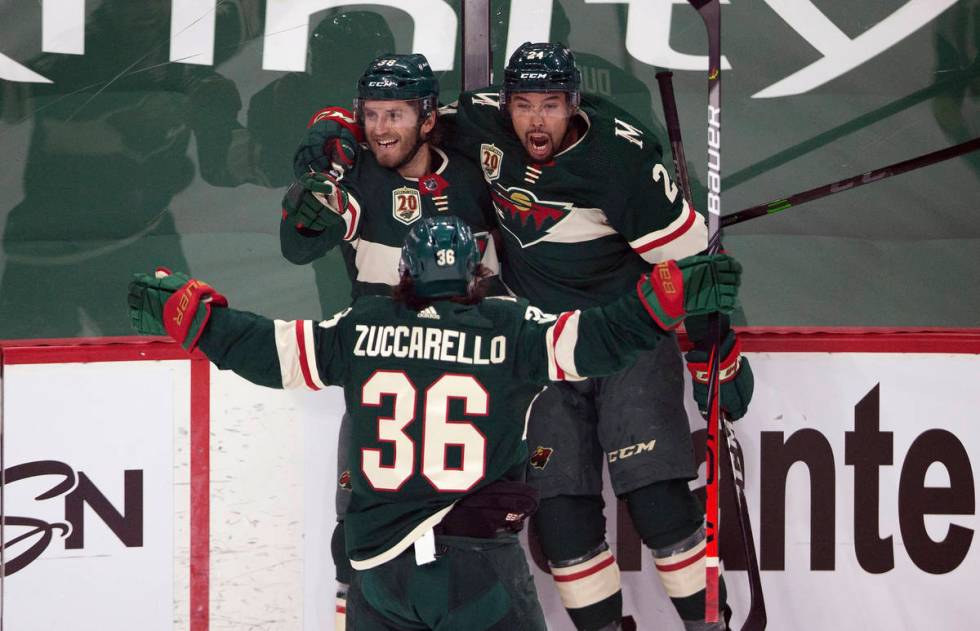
left=614, top=118, right=644, bottom=149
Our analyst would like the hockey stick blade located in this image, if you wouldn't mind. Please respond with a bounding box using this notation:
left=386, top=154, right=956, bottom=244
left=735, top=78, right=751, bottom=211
left=723, top=136, right=980, bottom=227
left=723, top=419, right=767, bottom=630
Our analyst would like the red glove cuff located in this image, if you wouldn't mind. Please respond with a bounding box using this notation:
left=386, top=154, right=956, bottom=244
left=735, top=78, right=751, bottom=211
left=163, top=279, right=228, bottom=351
left=636, top=261, right=686, bottom=331
left=307, top=106, right=364, bottom=142
left=687, top=337, right=742, bottom=384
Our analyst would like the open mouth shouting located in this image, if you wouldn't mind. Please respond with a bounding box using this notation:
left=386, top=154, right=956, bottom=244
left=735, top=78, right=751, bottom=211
left=525, top=132, right=553, bottom=161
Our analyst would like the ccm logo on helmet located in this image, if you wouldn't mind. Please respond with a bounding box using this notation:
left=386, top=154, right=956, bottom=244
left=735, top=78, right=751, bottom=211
left=368, top=79, right=397, bottom=87
left=519, top=72, right=548, bottom=79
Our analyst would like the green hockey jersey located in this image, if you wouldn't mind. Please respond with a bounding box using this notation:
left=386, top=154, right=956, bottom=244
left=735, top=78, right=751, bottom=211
left=281, top=146, right=501, bottom=298
left=441, top=90, right=707, bottom=312
left=197, top=291, right=669, bottom=569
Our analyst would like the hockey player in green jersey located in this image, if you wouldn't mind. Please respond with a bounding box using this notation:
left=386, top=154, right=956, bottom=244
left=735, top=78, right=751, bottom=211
left=128, top=215, right=743, bottom=631
left=283, top=53, right=501, bottom=296
left=292, top=43, right=753, bottom=630
left=282, top=53, right=504, bottom=627
left=442, top=43, right=753, bottom=631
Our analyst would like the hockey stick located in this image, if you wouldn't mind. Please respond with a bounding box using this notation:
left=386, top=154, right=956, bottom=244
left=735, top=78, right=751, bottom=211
left=656, top=70, right=767, bottom=630
left=654, top=72, right=694, bottom=207
left=723, top=69, right=974, bottom=191
left=722, top=136, right=980, bottom=227
left=460, top=0, right=491, bottom=91
left=686, top=0, right=723, bottom=623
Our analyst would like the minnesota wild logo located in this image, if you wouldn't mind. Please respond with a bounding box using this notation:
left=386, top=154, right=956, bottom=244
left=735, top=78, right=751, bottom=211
left=490, top=185, right=574, bottom=246
left=338, top=470, right=352, bottom=490
left=530, top=446, right=554, bottom=470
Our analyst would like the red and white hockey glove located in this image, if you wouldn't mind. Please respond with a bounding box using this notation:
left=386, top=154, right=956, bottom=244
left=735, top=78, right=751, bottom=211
left=637, top=254, right=741, bottom=331
left=128, top=268, right=228, bottom=351
left=293, top=106, right=363, bottom=179
left=685, top=329, right=754, bottom=421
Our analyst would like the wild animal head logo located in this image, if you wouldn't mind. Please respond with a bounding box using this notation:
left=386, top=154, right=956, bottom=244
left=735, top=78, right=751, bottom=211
left=529, top=446, right=554, bottom=470
left=491, top=186, right=574, bottom=247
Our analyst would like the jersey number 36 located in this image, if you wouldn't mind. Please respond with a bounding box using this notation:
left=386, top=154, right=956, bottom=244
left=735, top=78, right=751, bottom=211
left=361, top=370, right=487, bottom=493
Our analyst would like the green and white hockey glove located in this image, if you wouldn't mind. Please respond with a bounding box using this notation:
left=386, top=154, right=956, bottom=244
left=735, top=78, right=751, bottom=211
left=637, top=254, right=741, bottom=331
left=128, top=268, right=228, bottom=351
left=281, top=174, right=346, bottom=233
left=685, top=329, right=754, bottom=421
left=293, top=106, right=363, bottom=179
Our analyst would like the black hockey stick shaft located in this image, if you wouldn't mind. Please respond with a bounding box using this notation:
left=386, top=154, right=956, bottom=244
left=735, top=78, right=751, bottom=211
left=723, top=136, right=980, bottom=227
left=723, top=69, right=973, bottom=191
left=655, top=71, right=694, bottom=208
left=461, top=0, right=491, bottom=91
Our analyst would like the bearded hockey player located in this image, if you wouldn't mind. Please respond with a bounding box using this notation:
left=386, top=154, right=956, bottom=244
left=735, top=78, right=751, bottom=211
left=284, top=52, right=501, bottom=293
left=283, top=52, right=505, bottom=628
left=437, top=43, right=754, bottom=631
left=128, top=215, right=742, bottom=631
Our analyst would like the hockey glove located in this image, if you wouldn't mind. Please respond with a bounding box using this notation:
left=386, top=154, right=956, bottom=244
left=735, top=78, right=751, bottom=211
left=293, top=106, right=363, bottom=179
left=685, top=329, right=754, bottom=421
left=128, top=268, right=228, bottom=351
left=437, top=480, right=540, bottom=538
left=281, top=175, right=346, bottom=233
left=637, top=254, right=741, bottom=331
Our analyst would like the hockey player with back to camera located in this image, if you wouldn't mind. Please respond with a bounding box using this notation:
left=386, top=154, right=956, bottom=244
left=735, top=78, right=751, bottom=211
left=294, top=43, right=754, bottom=630
left=128, top=215, right=743, bottom=631
left=281, top=52, right=505, bottom=628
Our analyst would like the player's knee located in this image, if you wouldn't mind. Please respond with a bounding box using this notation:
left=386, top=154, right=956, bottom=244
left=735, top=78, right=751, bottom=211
left=331, top=521, right=352, bottom=585
left=622, top=479, right=703, bottom=550
left=532, top=494, right=607, bottom=561
left=533, top=495, right=623, bottom=623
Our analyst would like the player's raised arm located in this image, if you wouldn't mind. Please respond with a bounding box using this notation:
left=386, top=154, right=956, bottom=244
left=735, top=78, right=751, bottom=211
left=514, top=254, right=741, bottom=383
left=127, top=268, right=351, bottom=390
left=293, top=106, right=363, bottom=180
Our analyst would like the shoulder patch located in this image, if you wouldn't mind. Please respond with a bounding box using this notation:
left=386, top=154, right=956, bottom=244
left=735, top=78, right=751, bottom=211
left=480, top=144, right=503, bottom=181
left=613, top=118, right=644, bottom=149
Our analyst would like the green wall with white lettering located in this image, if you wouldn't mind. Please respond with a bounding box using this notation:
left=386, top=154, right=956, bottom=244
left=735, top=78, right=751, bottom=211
left=0, top=0, right=976, bottom=338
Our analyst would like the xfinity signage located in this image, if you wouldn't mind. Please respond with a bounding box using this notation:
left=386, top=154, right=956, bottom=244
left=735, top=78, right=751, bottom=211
left=0, top=0, right=958, bottom=98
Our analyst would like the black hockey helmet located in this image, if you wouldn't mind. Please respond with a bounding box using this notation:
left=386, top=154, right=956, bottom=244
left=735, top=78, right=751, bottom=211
left=399, top=216, right=480, bottom=298
left=501, top=42, right=581, bottom=108
left=354, top=53, right=439, bottom=122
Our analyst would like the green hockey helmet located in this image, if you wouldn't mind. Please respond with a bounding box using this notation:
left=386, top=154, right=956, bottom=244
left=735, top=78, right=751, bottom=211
left=354, top=53, right=440, bottom=122
left=399, top=216, right=481, bottom=298
left=501, top=42, right=581, bottom=108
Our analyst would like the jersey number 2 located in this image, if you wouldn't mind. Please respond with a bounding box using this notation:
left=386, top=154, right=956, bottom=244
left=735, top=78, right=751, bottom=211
left=361, top=371, right=488, bottom=492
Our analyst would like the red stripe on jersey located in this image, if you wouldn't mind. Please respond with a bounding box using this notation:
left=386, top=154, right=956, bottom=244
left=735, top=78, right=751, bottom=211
left=635, top=205, right=696, bottom=254
left=342, top=198, right=358, bottom=241
left=551, top=311, right=574, bottom=380
left=553, top=554, right=616, bottom=582
left=655, top=548, right=706, bottom=572
left=295, top=321, right=320, bottom=391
